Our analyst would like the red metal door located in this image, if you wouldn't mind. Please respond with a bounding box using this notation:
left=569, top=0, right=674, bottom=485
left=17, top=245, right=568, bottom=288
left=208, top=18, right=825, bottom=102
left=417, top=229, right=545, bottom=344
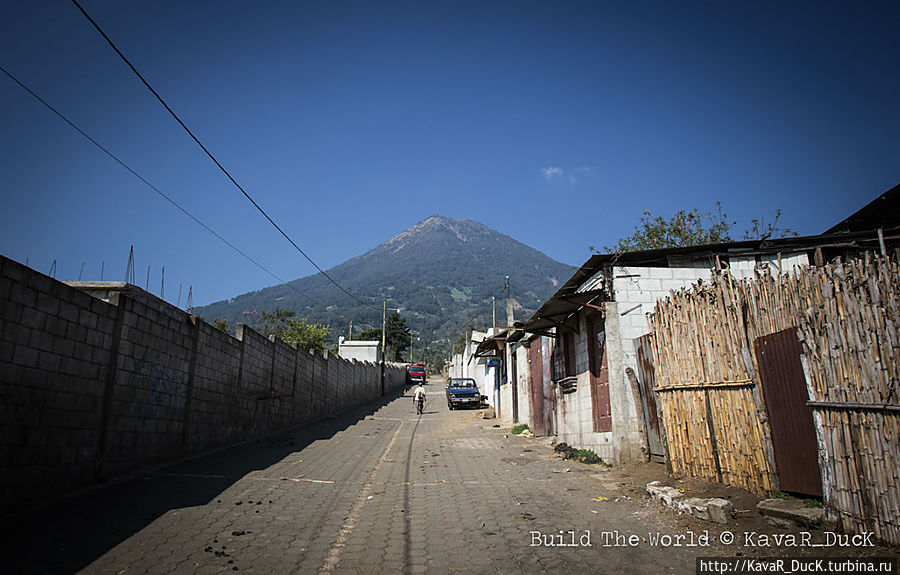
left=587, top=312, right=611, bottom=432
left=528, top=338, right=547, bottom=436
left=755, top=328, right=823, bottom=497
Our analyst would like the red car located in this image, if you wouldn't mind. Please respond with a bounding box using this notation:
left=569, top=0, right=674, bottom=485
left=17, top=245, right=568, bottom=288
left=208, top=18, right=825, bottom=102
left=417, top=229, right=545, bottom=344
left=406, top=364, right=425, bottom=385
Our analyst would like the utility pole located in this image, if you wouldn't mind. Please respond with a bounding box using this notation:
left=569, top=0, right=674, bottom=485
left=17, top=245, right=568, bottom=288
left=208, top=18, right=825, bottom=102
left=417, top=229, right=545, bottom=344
left=380, top=300, right=386, bottom=396
left=506, top=275, right=514, bottom=327
left=492, top=296, right=497, bottom=332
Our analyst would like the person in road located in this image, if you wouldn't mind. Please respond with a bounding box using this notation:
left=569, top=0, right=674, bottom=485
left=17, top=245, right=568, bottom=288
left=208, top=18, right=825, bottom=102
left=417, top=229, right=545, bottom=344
left=413, top=383, right=425, bottom=415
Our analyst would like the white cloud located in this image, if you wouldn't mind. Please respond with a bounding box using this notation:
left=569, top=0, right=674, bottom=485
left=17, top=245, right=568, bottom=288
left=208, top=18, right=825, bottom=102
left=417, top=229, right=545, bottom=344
left=541, top=167, right=564, bottom=180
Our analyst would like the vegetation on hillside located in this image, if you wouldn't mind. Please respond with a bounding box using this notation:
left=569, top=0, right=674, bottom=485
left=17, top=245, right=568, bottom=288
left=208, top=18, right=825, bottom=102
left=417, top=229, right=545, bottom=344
left=194, top=216, right=572, bottom=359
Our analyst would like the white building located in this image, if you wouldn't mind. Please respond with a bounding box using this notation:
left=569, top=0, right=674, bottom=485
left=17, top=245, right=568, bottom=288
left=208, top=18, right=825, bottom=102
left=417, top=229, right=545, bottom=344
left=337, top=337, right=381, bottom=363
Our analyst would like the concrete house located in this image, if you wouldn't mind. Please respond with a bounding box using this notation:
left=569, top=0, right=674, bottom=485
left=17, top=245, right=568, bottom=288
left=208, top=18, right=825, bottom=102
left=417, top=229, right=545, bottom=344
left=508, top=197, right=897, bottom=465
left=337, top=337, right=381, bottom=363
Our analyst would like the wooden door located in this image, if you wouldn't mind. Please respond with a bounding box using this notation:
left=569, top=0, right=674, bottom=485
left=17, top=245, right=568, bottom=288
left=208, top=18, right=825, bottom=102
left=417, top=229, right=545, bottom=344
left=528, top=338, right=547, bottom=436
left=635, top=335, right=665, bottom=459
left=587, top=312, right=611, bottom=432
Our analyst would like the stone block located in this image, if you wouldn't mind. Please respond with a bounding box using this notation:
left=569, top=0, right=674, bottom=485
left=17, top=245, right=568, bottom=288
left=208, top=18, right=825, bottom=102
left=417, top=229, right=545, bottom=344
left=707, top=498, right=734, bottom=524
left=28, top=329, right=54, bottom=352
left=5, top=322, right=31, bottom=344
left=9, top=284, right=37, bottom=307
left=51, top=336, right=75, bottom=358
left=60, top=357, right=82, bottom=377
left=646, top=481, right=684, bottom=505
left=65, top=322, right=88, bottom=342
left=0, top=340, right=13, bottom=363
left=677, top=497, right=711, bottom=521
left=647, top=267, right=674, bottom=279
left=78, top=309, right=99, bottom=330
left=757, top=498, right=823, bottom=528
left=20, top=307, right=47, bottom=331
left=13, top=345, right=39, bottom=368
left=70, top=341, right=93, bottom=363
left=58, top=302, right=80, bottom=323
left=661, top=279, right=694, bottom=293
left=0, top=299, right=22, bottom=323
left=46, top=317, right=68, bottom=337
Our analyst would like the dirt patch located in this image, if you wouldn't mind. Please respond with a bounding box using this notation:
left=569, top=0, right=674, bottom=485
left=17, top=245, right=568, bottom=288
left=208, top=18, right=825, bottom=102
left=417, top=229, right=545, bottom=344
left=583, top=461, right=897, bottom=557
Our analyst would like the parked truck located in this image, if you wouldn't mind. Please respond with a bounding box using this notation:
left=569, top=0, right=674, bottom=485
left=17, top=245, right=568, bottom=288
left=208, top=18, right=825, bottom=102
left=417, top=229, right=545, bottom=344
left=446, top=378, right=482, bottom=409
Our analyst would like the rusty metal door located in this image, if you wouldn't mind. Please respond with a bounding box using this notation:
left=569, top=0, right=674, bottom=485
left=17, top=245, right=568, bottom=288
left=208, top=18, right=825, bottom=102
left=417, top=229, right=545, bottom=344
left=528, top=338, right=547, bottom=436
left=755, top=328, right=823, bottom=497
left=635, top=335, right=665, bottom=459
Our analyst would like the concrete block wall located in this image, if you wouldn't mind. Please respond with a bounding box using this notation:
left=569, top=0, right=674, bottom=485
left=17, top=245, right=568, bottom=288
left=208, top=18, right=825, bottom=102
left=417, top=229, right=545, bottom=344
left=552, top=313, right=619, bottom=463
left=612, top=265, right=713, bottom=373
left=612, top=255, right=809, bottom=372
left=0, top=258, right=119, bottom=508
left=552, top=377, right=616, bottom=463
left=0, top=255, right=405, bottom=512
left=104, top=293, right=195, bottom=477
left=728, top=253, right=809, bottom=280
left=190, top=319, right=243, bottom=450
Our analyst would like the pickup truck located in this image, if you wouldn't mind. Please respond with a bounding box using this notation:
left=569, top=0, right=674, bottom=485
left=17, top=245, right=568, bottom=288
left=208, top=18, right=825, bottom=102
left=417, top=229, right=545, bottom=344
left=446, top=378, right=482, bottom=410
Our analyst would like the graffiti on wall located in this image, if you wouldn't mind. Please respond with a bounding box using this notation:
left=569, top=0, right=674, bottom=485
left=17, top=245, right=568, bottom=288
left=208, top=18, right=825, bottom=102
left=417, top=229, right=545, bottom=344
left=126, top=347, right=186, bottom=418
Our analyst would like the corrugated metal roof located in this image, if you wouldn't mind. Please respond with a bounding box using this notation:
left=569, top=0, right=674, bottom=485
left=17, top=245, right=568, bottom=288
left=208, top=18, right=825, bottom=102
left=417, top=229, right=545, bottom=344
left=523, top=226, right=899, bottom=335
left=825, top=182, right=900, bottom=234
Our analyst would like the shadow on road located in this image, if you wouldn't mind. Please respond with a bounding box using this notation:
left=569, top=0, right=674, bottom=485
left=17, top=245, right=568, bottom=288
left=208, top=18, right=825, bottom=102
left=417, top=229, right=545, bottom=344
left=0, top=388, right=406, bottom=575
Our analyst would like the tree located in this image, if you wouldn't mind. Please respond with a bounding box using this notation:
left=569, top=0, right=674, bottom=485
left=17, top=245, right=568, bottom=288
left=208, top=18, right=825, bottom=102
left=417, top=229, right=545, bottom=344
left=274, top=317, right=331, bottom=353
left=595, top=203, right=796, bottom=254
left=256, top=309, right=297, bottom=338
left=453, top=330, right=468, bottom=355
left=248, top=308, right=331, bottom=352
left=354, top=328, right=383, bottom=341
left=213, top=318, right=229, bottom=333
left=452, top=322, right=481, bottom=355
left=422, top=347, right=447, bottom=373
left=743, top=209, right=798, bottom=241
left=384, top=312, right=411, bottom=361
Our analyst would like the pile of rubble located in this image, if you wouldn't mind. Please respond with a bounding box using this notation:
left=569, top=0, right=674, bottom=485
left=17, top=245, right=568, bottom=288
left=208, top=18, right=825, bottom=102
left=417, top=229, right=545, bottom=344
left=645, top=481, right=734, bottom=524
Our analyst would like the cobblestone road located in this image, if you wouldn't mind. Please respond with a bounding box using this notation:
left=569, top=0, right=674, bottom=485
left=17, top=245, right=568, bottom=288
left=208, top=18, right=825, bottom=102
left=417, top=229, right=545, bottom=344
left=4, top=378, right=746, bottom=574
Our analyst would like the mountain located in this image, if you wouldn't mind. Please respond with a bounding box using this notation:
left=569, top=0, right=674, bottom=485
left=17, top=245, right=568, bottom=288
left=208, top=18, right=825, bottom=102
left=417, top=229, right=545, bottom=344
left=194, top=215, right=574, bottom=351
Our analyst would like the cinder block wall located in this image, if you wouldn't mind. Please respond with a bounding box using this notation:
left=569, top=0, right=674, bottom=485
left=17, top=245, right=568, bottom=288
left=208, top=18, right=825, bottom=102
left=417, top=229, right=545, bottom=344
left=0, top=256, right=405, bottom=512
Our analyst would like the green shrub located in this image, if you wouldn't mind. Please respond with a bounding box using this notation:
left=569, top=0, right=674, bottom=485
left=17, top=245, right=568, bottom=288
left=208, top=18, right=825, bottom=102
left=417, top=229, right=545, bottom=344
left=511, top=424, right=530, bottom=435
left=575, top=449, right=602, bottom=464
left=803, top=499, right=823, bottom=509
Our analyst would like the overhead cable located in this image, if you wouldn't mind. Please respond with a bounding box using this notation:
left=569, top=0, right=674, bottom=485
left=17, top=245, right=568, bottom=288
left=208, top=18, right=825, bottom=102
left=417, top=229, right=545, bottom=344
left=70, top=0, right=379, bottom=311
left=0, top=64, right=326, bottom=309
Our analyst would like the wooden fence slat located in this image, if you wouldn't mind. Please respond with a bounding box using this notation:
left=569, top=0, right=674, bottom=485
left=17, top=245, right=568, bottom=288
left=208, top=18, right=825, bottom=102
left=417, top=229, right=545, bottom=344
left=648, top=254, right=899, bottom=545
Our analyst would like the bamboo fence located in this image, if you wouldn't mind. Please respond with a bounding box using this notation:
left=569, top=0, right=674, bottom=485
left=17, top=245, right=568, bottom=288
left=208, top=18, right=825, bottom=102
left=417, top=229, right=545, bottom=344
left=648, top=254, right=899, bottom=545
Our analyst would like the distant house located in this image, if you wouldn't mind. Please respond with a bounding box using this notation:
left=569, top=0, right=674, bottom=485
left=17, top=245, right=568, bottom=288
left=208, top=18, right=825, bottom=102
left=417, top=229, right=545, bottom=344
left=337, top=337, right=381, bottom=363
left=448, top=330, right=494, bottom=401
left=507, top=184, right=899, bottom=464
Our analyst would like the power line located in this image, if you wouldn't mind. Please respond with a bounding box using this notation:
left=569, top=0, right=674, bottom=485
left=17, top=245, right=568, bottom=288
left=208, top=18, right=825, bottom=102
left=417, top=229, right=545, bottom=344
left=70, top=0, right=379, bottom=312
left=0, top=64, right=326, bottom=310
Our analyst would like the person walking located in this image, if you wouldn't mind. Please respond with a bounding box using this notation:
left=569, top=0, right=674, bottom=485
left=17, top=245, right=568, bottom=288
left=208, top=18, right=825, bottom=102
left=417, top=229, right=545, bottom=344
left=413, top=383, right=425, bottom=415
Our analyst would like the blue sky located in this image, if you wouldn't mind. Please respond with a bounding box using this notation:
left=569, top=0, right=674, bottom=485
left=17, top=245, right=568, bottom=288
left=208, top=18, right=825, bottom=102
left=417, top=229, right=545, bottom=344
left=1, top=1, right=898, bottom=308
